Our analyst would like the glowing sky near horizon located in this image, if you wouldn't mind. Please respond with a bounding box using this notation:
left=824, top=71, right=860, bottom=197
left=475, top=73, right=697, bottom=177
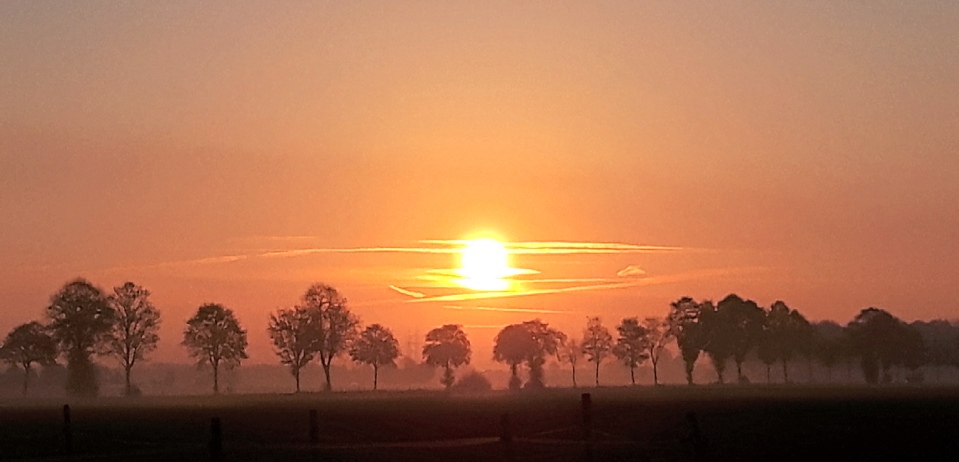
left=1, top=1, right=957, bottom=365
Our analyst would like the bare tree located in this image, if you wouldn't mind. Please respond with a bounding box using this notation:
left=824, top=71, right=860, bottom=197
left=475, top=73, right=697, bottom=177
left=108, top=282, right=160, bottom=396
left=267, top=306, right=320, bottom=392
left=46, top=278, right=116, bottom=397
left=423, top=324, right=471, bottom=390
left=182, top=303, right=248, bottom=394
left=301, top=283, right=359, bottom=391
left=642, top=317, right=672, bottom=386
left=560, top=338, right=582, bottom=387
left=582, top=317, right=613, bottom=386
left=613, top=317, right=650, bottom=385
left=0, top=322, right=57, bottom=395
left=350, top=324, right=400, bottom=390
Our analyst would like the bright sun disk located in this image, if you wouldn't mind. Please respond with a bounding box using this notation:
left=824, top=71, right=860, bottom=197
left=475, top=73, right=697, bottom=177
left=457, top=238, right=513, bottom=291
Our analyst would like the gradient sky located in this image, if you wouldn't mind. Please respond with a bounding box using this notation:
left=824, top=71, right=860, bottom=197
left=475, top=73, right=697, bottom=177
left=2, top=1, right=957, bottom=366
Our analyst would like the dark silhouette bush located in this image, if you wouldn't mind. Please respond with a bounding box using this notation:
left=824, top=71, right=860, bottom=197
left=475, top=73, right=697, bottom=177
left=451, top=370, right=492, bottom=393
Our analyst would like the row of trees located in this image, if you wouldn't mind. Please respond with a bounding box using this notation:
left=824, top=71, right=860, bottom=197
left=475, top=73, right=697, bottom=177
left=3, top=280, right=958, bottom=395
left=0, top=280, right=160, bottom=396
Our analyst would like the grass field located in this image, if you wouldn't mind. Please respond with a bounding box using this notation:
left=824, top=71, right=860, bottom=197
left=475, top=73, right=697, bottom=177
left=1, top=386, right=957, bottom=461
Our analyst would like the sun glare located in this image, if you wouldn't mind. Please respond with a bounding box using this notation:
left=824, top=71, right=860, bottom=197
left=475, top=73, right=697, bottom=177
left=457, top=238, right=513, bottom=291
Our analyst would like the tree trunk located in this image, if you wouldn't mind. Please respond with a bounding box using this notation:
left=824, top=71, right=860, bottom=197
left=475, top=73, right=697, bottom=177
left=630, top=366, right=636, bottom=385
left=373, top=364, right=379, bottom=391
left=685, top=361, right=694, bottom=385
left=782, top=360, right=789, bottom=384
left=571, top=363, right=577, bottom=388
left=652, top=359, right=659, bottom=386
left=294, top=367, right=301, bottom=393
left=124, top=365, right=133, bottom=396
left=322, top=363, right=333, bottom=391
left=766, top=364, right=771, bottom=384
left=22, top=363, right=30, bottom=396
left=213, top=363, right=220, bottom=394
left=594, top=361, right=600, bottom=387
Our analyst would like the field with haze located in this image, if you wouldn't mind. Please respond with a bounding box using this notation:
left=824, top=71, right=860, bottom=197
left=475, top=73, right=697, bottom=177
left=2, top=386, right=958, bottom=462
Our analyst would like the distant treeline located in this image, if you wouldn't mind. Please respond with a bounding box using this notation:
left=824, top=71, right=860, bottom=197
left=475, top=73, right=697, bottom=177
left=3, top=278, right=958, bottom=397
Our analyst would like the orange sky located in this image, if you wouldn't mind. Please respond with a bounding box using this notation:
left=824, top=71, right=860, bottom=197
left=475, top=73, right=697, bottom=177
left=1, top=2, right=957, bottom=366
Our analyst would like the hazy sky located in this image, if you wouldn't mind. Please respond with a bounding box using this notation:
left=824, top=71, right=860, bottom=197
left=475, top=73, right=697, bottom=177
left=2, top=1, right=957, bottom=366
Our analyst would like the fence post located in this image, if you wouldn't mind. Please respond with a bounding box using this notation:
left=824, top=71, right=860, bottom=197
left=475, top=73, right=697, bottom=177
left=309, top=409, right=320, bottom=445
left=210, top=417, right=223, bottom=462
left=62, top=404, right=73, bottom=455
left=581, top=393, right=593, bottom=462
left=686, top=412, right=708, bottom=462
left=500, top=413, right=513, bottom=461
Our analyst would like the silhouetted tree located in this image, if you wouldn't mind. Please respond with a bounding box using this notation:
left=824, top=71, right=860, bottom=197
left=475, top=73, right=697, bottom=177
left=757, top=315, right=779, bottom=383
left=912, top=320, right=959, bottom=382
left=493, top=323, right=530, bottom=390
left=493, top=320, right=565, bottom=389
left=811, top=320, right=845, bottom=382
left=700, top=301, right=735, bottom=384
left=668, top=297, right=709, bottom=385
left=350, top=324, right=400, bottom=390
left=300, top=283, right=360, bottom=391
left=46, top=279, right=116, bottom=397
left=560, top=337, right=582, bottom=387
left=613, top=317, right=649, bottom=385
left=267, top=306, right=320, bottom=392
left=642, top=317, right=672, bottom=386
left=582, top=317, right=613, bottom=386
left=846, top=308, right=923, bottom=384
left=423, top=324, right=471, bottom=390
left=0, top=322, right=57, bottom=395
left=765, top=301, right=812, bottom=383
left=718, top=294, right=765, bottom=383
left=182, top=304, right=248, bottom=394
left=108, top=282, right=160, bottom=396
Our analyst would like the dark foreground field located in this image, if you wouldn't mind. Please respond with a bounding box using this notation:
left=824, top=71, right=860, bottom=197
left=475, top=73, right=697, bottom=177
left=1, top=386, right=957, bottom=462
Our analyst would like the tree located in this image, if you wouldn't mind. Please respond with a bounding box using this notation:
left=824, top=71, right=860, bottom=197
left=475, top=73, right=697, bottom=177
left=846, top=308, right=923, bottom=384
left=613, top=317, right=650, bottom=385
left=182, top=304, right=248, bottom=394
left=699, top=301, right=735, bottom=384
left=350, top=324, right=400, bottom=390
left=912, top=320, right=959, bottom=382
left=668, top=297, right=709, bottom=385
left=642, top=317, right=672, bottom=386
left=811, top=320, right=845, bottom=382
left=765, top=301, right=812, bottom=383
left=0, top=322, right=57, bottom=395
left=267, top=306, right=320, bottom=392
left=300, top=283, right=360, bottom=391
left=581, top=317, right=613, bottom=386
left=108, top=282, right=160, bottom=396
left=718, top=294, right=765, bottom=383
left=560, top=338, right=582, bottom=387
left=493, top=323, right=531, bottom=390
left=46, top=278, right=116, bottom=397
left=493, top=320, right=566, bottom=389
left=757, top=314, right=780, bottom=383
left=422, top=324, right=471, bottom=390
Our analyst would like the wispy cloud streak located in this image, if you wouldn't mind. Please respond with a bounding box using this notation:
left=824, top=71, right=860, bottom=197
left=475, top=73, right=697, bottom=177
left=442, top=305, right=573, bottom=314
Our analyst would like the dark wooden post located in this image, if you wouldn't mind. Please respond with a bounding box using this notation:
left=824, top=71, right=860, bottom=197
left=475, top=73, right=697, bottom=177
left=210, top=417, right=223, bottom=462
left=309, top=409, right=320, bottom=445
left=581, top=393, right=593, bottom=462
left=686, top=412, right=708, bottom=462
left=500, top=413, right=513, bottom=461
left=62, top=404, right=73, bottom=455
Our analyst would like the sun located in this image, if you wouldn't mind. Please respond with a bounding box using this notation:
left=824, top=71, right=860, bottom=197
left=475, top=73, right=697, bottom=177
left=456, top=238, right=513, bottom=291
